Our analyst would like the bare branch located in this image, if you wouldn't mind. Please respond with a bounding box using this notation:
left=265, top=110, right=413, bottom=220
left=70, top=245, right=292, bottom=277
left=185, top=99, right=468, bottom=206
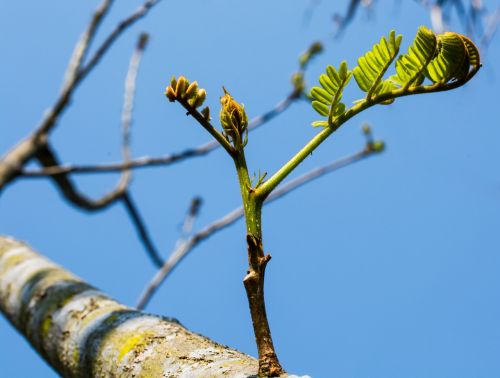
left=136, top=143, right=381, bottom=310
left=79, top=1, right=161, bottom=84
left=122, top=191, right=164, bottom=267
left=35, top=144, right=128, bottom=211
left=117, top=33, right=165, bottom=268
left=19, top=90, right=302, bottom=178
left=36, top=0, right=116, bottom=136
left=179, top=197, right=203, bottom=242
left=63, top=0, right=115, bottom=91
left=122, top=32, right=149, bottom=163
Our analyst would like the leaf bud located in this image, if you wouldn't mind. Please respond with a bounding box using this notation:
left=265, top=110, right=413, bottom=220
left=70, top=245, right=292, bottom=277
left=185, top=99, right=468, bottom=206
left=185, top=81, right=199, bottom=99
left=165, top=86, right=176, bottom=102
left=219, top=87, right=248, bottom=142
left=176, top=76, right=188, bottom=98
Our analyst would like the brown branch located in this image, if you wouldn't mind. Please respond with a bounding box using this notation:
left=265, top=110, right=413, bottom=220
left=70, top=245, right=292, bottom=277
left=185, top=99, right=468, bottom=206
left=35, top=143, right=129, bottom=211
left=78, top=0, right=162, bottom=84
left=117, top=33, right=165, bottom=268
left=243, top=235, right=283, bottom=377
left=36, top=0, right=115, bottom=137
left=136, top=144, right=378, bottom=310
left=63, top=0, right=115, bottom=93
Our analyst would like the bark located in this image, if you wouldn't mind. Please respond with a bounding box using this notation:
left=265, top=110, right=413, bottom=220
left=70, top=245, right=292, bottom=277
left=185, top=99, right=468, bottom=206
left=0, top=236, right=306, bottom=377
left=244, top=235, right=284, bottom=377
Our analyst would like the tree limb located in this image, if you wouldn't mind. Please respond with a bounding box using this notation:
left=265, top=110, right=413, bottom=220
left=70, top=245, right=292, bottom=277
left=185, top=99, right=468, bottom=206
left=0, top=237, right=264, bottom=377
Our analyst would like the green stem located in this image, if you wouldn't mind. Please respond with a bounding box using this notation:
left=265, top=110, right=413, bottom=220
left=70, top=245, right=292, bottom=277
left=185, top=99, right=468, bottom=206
left=233, top=149, right=284, bottom=377
left=256, top=69, right=480, bottom=201
left=178, top=99, right=236, bottom=157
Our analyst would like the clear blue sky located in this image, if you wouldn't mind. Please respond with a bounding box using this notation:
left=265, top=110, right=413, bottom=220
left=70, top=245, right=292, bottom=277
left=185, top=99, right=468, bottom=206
left=1, top=1, right=499, bottom=377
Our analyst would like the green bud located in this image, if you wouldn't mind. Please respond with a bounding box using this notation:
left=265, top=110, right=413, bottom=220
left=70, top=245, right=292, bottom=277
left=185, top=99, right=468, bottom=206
left=299, top=41, right=324, bottom=68
left=190, top=89, right=206, bottom=108
left=176, top=76, right=188, bottom=98
left=165, top=86, right=176, bottom=102
left=185, top=81, right=199, bottom=99
left=371, top=140, right=385, bottom=153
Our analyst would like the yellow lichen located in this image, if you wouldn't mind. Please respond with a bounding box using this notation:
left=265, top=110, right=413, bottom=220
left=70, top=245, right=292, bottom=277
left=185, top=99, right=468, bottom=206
left=117, top=330, right=155, bottom=362
left=0, top=253, right=26, bottom=276
left=41, top=315, right=52, bottom=336
left=72, top=347, right=79, bottom=367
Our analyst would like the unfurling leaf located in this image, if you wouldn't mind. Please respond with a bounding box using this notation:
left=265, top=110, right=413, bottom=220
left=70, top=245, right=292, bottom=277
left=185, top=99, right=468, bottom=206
left=391, top=26, right=437, bottom=88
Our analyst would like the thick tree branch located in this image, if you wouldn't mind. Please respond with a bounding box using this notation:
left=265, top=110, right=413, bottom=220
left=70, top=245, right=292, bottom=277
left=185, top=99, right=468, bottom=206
left=0, top=237, right=264, bottom=377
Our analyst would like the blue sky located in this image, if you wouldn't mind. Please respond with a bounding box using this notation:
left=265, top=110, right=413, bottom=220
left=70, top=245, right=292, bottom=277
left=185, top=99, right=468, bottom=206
left=1, top=1, right=499, bottom=377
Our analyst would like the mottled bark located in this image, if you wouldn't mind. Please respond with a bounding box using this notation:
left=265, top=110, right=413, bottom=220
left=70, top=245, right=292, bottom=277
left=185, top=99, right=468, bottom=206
left=0, top=236, right=309, bottom=377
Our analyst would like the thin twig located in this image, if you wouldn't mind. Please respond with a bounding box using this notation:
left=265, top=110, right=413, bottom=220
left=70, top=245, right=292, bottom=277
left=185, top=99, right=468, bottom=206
left=118, top=33, right=165, bottom=267
left=136, top=145, right=378, bottom=309
left=122, top=191, right=164, bottom=267
left=177, top=197, right=203, bottom=245
left=63, top=0, right=115, bottom=91
left=78, top=0, right=162, bottom=86
left=19, top=91, right=301, bottom=177
left=36, top=0, right=115, bottom=136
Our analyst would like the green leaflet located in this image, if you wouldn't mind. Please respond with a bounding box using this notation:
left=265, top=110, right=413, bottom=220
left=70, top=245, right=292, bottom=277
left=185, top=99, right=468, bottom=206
left=391, top=26, right=437, bottom=88
left=310, top=61, right=352, bottom=126
left=353, top=30, right=402, bottom=98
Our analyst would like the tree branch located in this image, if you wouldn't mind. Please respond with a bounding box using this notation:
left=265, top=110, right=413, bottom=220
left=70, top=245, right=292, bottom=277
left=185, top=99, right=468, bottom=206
left=0, top=237, right=264, bottom=377
left=35, top=143, right=129, bottom=211
left=121, top=192, right=164, bottom=268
